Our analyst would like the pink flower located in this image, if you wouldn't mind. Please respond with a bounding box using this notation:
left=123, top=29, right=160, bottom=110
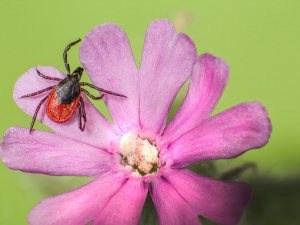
left=0, top=19, right=272, bottom=225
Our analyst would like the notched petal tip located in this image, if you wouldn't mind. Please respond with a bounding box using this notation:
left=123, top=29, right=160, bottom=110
left=0, top=127, right=21, bottom=168
left=245, top=101, right=272, bottom=148
left=13, top=66, right=65, bottom=121
left=200, top=52, right=230, bottom=75
left=147, top=19, right=175, bottom=31
left=197, top=53, right=230, bottom=91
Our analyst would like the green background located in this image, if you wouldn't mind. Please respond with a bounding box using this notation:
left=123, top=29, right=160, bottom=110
left=0, top=1, right=299, bottom=224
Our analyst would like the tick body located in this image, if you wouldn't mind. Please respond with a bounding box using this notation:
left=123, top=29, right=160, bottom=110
left=47, top=74, right=81, bottom=123
left=21, top=39, right=126, bottom=133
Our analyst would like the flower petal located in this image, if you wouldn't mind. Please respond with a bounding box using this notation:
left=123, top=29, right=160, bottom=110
left=80, top=23, right=139, bottom=133
left=139, top=19, right=197, bottom=134
left=0, top=127, right=111, bottom=177
left=92, top=179, right=148, bottom=225
left=28, top=172, right=127, bottom=225
left=162, top=102, right=272, bottom=167
left=13, top=66, right=121, bottom=149
left=163, top=53, right=229, bottom=144
left=164, top=169, right=252, bottom=225
left=150, top=177, right=201, bottom=225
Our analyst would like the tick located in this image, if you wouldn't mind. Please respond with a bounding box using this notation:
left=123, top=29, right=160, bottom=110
left=21, top=39, right=126, bottom=133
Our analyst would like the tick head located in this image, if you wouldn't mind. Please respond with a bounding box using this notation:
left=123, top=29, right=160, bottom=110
left=72, top=67, right=84, bottom=81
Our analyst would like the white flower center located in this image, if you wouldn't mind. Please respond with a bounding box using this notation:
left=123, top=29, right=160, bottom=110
left=119, top=132, right=161, bottom=176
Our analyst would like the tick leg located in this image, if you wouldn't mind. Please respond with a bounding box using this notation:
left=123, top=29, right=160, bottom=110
left=78, top=97, right=86, bottom=131
left=81, top=88, right=104, bottom=100
left=36, top=69, right=62, bottom=81
left=80, top=97, right=87, bottom=127
left=63, top=39, right=81, bottom=75
left=29, top=93, right=51, bottom=133
left=20, top=85, right=56, bottom=98
left=80, top=82, right=127, bottom=98
left=78, top=104, right=83, bottom=131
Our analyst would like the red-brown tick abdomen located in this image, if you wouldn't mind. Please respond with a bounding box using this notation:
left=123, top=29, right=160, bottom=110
left=46, top=90, right=80, bottom=123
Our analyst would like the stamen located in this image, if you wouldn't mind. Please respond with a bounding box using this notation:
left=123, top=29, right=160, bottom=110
left=119, top=132, right=161, bottom=176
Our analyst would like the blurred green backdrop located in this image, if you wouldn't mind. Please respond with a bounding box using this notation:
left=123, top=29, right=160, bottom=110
left=0, top=1, right=299, bottom=224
